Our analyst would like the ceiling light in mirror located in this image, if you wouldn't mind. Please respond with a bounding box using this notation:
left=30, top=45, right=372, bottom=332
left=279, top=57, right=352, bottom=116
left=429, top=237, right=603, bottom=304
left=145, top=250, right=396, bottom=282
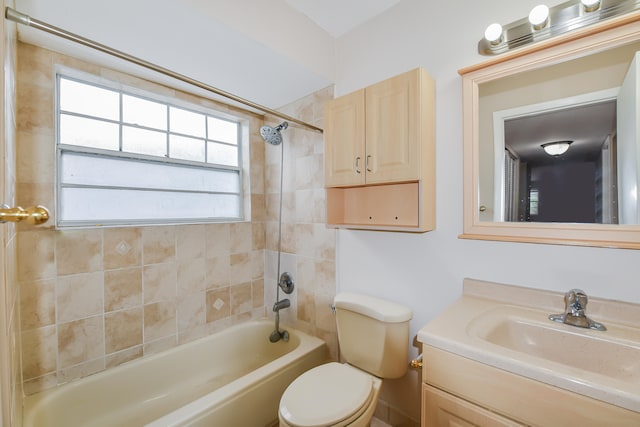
left=541, top=140, right=572, bottom=156
left=581, top=0, right=601, bottom=13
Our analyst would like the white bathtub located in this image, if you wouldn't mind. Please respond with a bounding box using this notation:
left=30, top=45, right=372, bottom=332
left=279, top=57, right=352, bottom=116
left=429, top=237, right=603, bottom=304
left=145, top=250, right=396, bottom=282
left=23, top=320, right=328, bottom=427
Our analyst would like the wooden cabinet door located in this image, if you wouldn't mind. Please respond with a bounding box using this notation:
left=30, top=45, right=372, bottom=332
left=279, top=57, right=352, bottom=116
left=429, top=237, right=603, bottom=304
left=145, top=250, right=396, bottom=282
left=423, top=384, right=523, bottom=427
left=324, top=89, right=366, bottom=187
left=365, top=69, right=421, bottom=184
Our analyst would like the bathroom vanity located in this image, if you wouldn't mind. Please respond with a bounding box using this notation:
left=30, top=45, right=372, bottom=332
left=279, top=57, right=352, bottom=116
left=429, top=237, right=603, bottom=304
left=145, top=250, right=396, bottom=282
left=418, top=279, right=640, bottom=426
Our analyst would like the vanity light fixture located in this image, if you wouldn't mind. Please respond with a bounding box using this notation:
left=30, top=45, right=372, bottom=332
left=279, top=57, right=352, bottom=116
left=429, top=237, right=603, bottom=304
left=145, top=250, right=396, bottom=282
left=581, top=0, right=601, bottom=12
left=529, top=5, right=550, bottom=30
left=479, top=0, right=640, bottom=55
left=484, top=23, right=504, bottom=44
left=541, top=141, right=572, bottom=156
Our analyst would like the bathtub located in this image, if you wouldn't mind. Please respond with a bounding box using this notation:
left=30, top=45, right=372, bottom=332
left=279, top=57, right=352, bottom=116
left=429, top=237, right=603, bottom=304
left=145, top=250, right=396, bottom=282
left=23, top=320, right=328, bottom=427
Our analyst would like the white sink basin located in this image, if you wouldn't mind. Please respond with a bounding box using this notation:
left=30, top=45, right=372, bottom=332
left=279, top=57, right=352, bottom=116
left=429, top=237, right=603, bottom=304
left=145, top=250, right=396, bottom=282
left=417, top=279, right=640, bottom=413
left=468, top=306, right=640, bottom=382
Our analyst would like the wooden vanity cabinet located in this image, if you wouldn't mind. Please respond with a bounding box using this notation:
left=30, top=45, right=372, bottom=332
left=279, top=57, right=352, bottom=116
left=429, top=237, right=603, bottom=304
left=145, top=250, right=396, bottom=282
left=324, top=67, right=435, bottom=232
left=421, top=345, right=640, bottom=427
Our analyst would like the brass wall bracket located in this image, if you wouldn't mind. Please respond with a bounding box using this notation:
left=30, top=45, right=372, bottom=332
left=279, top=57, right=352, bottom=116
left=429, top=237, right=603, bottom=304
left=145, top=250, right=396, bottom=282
left=0, top=204, right=50, bottom=225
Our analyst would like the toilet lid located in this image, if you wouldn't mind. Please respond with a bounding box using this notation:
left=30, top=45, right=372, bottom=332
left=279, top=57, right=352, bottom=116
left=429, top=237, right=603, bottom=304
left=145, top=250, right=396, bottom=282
left=279, top=362, right=373, bottom=427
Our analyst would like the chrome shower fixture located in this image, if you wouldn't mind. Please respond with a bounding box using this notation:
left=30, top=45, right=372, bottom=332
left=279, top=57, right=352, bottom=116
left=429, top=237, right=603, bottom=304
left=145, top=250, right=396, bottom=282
left=260, top=121, right=288, bottom=145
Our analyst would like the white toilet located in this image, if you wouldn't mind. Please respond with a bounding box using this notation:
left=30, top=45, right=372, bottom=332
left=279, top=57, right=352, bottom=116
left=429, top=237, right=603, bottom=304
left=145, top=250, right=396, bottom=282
left=278, top=292, right=413, bottom=427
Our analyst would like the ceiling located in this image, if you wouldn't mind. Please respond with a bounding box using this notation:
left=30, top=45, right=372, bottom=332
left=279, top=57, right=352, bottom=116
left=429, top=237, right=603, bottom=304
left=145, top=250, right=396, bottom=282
left=505, top=100, right=617, bottom=164
left=284, top=0, right=401, bottom=38
left=12, top=0, right=402, bottom=112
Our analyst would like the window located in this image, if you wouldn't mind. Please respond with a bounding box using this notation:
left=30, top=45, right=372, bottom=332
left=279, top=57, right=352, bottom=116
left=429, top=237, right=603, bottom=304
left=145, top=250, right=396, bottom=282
left=56, top=73, right=245, bottom=227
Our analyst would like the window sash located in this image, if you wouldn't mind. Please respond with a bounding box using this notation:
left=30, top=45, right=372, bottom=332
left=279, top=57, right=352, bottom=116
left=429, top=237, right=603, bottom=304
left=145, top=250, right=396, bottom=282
left=55, top=73, right=245, bottom=227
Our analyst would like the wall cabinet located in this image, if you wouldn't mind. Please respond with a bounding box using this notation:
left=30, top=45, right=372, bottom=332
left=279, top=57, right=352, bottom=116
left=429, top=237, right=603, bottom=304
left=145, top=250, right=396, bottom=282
left=324, top=68, right=435, bottom=232
left=422, top=345, right=640, bottom=427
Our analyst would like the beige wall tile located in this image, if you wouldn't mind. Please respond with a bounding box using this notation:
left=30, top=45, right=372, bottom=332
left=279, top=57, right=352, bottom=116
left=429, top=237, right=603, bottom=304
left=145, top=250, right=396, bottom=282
left=252, top=222, right=265, bottom=251
left=252, top=250, right=265, bottom=280
left=105, top=346, right=142, bottom=369
left=143, top=301, right=176, bottom=342
left=204, top=223, right=230, bottom=257
left=142, top=226, right=175, bottom=265
left=56, top=229, right=103, bottom=276
left=176, top=224, right=205, bottom=260
left=56, top=272, right=103, bottom=323
left=252, top=279, right=264, bottom=308
left=104, top=228, right=142, bottom=270
left=57, top=316, right=104, bottom=369
left=177, top=258, right=205, bottom=295
left=17, top=83, right=54, bottom=133
left=230, top=252, right=252, bottom=285
left=21, top=325, right=57, bottom=379
left=143, top=263, right=177, bottom=304
left=16, top=43, right=54, bottom=89
left=206, top=288, right=230, bottom=323
left=297, top=289, right=315, bottom=324
left=20, top=279, right=55, bottom=330
left=143, top=335, right=176, bottom=356
left=230, top=282, right=252, bottom=315
left=104, top=267, right=142, bottom=312
left=105, top=308, right=143, bottom=354
left=58, top=358, right=104, bottom=384
left=205, top=255, right=230, bottom=290
left=230, top=222, right=252, bottom=254
left=17, top=229, right=55, bottom=281
left=17, top=130, right=54, bottom=185
left=177, top=292, right=205, bottom=332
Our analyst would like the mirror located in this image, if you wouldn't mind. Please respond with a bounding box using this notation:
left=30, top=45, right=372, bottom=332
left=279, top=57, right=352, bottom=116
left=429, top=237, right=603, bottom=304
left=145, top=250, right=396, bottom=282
left=460, top=12, right=640, bottom=249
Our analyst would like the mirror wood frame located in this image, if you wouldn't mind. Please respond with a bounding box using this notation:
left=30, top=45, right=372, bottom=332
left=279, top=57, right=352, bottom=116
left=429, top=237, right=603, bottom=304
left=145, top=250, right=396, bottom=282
left=460, top=10, right=640, bottom=250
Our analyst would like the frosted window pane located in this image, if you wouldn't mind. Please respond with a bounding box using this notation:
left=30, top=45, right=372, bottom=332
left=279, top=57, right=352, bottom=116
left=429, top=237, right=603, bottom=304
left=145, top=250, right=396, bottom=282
left=123, top=95, right=167, bottom=130
left=60, top=151, right=240, bottom=193
left=60, top=115, right=119, bottom=150
left=59, top=187, right=240, bottom=222
left=208, top=117, right=238, bottom=144
left=123, top=126, right=167, bottom=157
left=170, top=106, right=205, bottom=137
left=59, top=78, right=119, bottom=120
left=207, top=142, right=238, bottom=167
left=170, top=135, right=205, bottom=162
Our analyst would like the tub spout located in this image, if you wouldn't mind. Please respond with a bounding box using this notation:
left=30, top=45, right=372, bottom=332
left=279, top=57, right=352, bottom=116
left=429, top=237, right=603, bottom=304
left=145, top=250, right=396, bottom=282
left=272, top=298, right=290, bottom=312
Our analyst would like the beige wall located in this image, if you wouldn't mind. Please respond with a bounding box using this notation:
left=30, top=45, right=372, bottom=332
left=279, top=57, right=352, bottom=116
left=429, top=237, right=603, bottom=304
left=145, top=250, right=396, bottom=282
left=16, top=42, right=337, bottom=401
left=0, top=1, right=22, bottom=425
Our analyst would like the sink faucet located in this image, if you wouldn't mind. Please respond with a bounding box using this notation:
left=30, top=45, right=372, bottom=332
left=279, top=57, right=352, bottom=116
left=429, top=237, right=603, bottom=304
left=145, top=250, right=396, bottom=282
left=549, top=289, right=606, bottom=331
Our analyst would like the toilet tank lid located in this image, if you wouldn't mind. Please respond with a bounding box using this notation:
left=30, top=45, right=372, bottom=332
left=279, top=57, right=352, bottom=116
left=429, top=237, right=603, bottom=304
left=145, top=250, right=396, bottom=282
left=334, top=293, right=412, bottom=323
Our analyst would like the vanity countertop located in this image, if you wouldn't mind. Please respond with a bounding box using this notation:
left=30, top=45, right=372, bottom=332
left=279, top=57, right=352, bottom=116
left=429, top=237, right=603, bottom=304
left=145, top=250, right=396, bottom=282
left=417, top=278, right=640, bottom=413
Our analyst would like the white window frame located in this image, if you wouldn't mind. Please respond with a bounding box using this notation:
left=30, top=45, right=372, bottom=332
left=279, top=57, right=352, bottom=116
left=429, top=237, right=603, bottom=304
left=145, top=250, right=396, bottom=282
left=55, top=68, right=249, bottom=228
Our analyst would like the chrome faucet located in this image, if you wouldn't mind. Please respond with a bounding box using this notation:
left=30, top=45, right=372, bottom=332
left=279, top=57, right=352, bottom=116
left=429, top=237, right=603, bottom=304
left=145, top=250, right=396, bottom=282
left=549, top=289, right=606, bottom=331
left=272, top=298, right=290, bottom=312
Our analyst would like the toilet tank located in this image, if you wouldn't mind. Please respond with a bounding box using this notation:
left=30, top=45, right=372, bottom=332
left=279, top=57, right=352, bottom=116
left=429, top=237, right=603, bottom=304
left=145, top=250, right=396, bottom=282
left=334, top=292, right=412, bottom=379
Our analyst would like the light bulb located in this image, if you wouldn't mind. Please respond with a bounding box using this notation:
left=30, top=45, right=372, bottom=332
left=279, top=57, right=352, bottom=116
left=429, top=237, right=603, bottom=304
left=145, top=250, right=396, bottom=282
left=529, top=5, right=550, bottom=30
left=484, top=23, right=503, bottom=44
left=581, top=0, right=601, bottom=12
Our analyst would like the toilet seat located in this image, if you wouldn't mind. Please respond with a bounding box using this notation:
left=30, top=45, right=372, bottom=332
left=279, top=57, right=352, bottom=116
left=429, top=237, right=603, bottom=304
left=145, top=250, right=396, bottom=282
left=279, top=362, right=374, bottom=427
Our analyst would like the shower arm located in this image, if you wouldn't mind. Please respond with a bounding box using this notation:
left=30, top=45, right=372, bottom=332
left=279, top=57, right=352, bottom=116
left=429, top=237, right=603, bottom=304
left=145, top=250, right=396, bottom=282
left=4, top=7, right=324, bottom=134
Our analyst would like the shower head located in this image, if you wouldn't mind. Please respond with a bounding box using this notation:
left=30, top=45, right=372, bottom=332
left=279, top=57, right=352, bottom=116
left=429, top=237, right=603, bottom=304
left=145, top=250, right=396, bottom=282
left=260, top=121, right=288, bottom=145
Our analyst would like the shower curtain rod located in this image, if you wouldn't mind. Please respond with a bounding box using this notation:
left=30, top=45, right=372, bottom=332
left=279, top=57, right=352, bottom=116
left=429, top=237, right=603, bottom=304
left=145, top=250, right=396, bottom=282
left=4, top=7, right=323, bottom=133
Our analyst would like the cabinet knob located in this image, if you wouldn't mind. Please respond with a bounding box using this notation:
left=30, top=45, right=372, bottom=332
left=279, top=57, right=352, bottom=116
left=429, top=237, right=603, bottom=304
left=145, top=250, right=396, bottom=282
left=366, top=155, right=372, bottom=172
left=355, top=156, right=361, bottom=174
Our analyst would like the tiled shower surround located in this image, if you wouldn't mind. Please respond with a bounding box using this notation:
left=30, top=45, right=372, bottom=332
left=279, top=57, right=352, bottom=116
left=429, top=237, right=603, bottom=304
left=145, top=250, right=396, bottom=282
left=16, top=42, right=337, bottom=395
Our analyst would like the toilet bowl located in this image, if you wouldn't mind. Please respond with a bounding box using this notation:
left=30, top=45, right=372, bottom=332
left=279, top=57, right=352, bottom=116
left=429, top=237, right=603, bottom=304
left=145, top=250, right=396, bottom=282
left=279, top=362, right=382, bottom=427
left=278, top=293, right=412, bottom=427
